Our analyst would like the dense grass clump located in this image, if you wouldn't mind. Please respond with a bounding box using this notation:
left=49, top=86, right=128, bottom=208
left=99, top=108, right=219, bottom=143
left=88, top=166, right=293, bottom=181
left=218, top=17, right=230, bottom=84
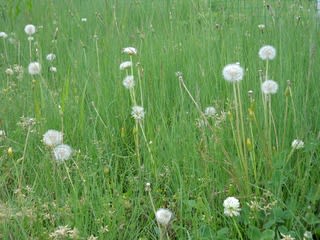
left=1, top=0, right=320, bottom=239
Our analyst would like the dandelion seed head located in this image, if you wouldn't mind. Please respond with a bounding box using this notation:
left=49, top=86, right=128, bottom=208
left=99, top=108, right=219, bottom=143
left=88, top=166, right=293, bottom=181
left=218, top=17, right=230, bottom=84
left=222, top=63, right=244, bottom=83
left=0, top=130, right=6, bottom=140
left=259, top=45, right=276, bottom=60
left=53, top=144, right=73, bottom=162
left=155, top=208, right=173, bottom=226
left=43, top=130, right=63, bottom=147
left=291, top=139, right=304, bottom=150
left=50, top=66, right=57, bottom=73
left=223, top=196, right=241, bottom=217
left=131, top=106, right=145, bottom=121
left=261, top=80, right=278, bottom=94
left=122, top=47, right=137, bottom=55
left=280, top=233, right=295, bottom=240
left=119, top=61, right=132, bottom=70
left=303, top=231, right=312, bottom=239
left=204, top=106, right=217, bottom=117
left=46, top=53, right=56, bottom=61
left=24, top=24, right=36, bottom=36
left=28, top=62, right=41, bottom=75
left=5, top=68, right=14, bottom=75
left=123, top=75, right=135, bottom=89
left=0, top=32, right=8, bottom=38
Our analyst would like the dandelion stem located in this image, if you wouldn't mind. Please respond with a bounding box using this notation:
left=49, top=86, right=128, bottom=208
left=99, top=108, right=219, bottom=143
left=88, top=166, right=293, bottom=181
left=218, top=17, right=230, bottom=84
left=148, top=190, right=163, bottom=240
left=17, top=125, right=32, bottom=189
left=232, top=217, right=244, bottom=240
left=28, top=38, right=32, bottom=62
left=139, top=122, right=155, bottom=165
left=95, top=34, right=100, bottom=76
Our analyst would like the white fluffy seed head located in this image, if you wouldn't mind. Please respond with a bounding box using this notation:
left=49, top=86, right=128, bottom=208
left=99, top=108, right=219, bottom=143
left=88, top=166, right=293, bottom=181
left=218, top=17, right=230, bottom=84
left=50, top=66, right=57, bottom=72
left=204, top=106, right=217, bottom=117
left=123, top=75, right=135, bottom=89
left=53, top=144, right=73, bottom=162
left=43, top=130, right=63, bottom=147
left=259, top=45, right=276, bottom=60
left=28, top=62, right=41, bottom=75
left=291, top=139, right=304, bottom=150
left=119, top=61, right=132, bottom=70
left=0, top=32, right=8, bottom=38
left=261, top=80, right=278, bottom=94
left=46, top=53, right=56, bottom=61
left=24, top=24, right=36, bottom=36
left=122, top=47, right=137, bottom=55
left=155, top=208, right=173, bottom=226
left=223, top=196, right=241, bottom=217
left=222, top=63, right=244, bottom=83
left=131, top=106, right=145, bottom=121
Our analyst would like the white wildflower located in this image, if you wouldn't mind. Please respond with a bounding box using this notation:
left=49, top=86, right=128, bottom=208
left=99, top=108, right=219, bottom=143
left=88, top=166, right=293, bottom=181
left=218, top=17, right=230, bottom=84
left=259, top=45, right=276, bottom=60
left=261, top=80, right=278, bottom=94
left=155, top=208, right=173, bottom=226
left=46, top=53, right=56, bottom=61
left=222, top=63, right=244, bottom=83
left=53, top=144, right=73, bottom=162
left=223, top=196, right=241, bottom=217
left=81, top=18, right=87, bottom=22
left=131, top=106, right=145, bottom=121
left=204, top=106, right=217, bottom=117
left=123, top=75, right=135, bottom=89
left=291, top=139, right=304, bottom=150
left=43, top=130, right=63, bottom=147
left=122, top=47, right=137, bottom=55
left=119, top=61, right=132, bottom=70
left=28, top=62, right=41, bottom=75
left=24, top=24, right=36, bottom=36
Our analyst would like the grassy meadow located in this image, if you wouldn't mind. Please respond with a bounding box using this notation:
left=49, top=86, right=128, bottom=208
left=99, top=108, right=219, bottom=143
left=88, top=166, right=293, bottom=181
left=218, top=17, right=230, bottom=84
left=1, top=0, right=320, bottom=239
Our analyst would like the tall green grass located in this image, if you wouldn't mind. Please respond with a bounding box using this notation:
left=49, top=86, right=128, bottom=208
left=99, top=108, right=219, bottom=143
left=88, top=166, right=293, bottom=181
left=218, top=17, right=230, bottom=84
left=1, top=0, right=320, bottom=239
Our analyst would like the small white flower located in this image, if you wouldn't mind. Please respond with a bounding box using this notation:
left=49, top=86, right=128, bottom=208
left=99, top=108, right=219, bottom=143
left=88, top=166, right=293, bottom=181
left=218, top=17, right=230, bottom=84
left=28, top=61, right=41, bottom=75
left=43, top=130, right=63, bottom=147
left=223, top=196, right=241, bottom=217
left=131, top=106, right=145, bottom=121
left=222, top=63, right=244, bottom=83
left=119, top=61, right=132, bottom=70
left=122, top=47, right=137, bottom=55
left=46, top=53, right=56, bottom=61
left=204, top=106, right=217, bottom=117
left=24, top=24, right=36, bottom=36
left=258, top=24, right=265, bottom=30
left=81, top=18, right=87, bottom=22
left=261, top=80, right=278, bottom=94
left=123, top=75, right=135, bottom=89
left=0, top=32, right=8, bottom=38
left=291, top=139, right=304, bottom=150
left=259, top=45, right=276, bottom=60
left=155, top=208, right=173, bottom=226
left=5, top=68, right=14, bottom=75
left=53, top=144, right=73, bottom=162
left=50, top=66, right=57, bottom=72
